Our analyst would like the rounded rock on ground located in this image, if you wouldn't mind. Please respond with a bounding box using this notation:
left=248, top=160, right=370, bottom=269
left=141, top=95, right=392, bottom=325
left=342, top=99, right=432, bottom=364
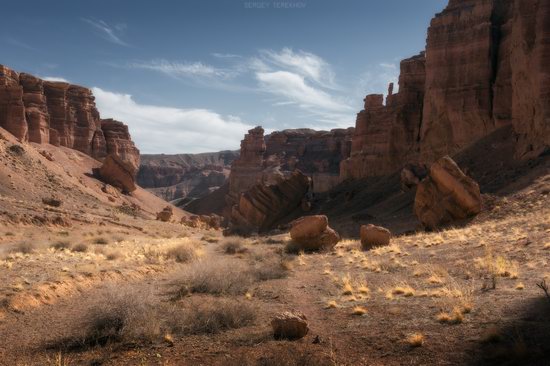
left=271, top=311, right=309, bottom=340
left=360, top=224, right=391, bottom=250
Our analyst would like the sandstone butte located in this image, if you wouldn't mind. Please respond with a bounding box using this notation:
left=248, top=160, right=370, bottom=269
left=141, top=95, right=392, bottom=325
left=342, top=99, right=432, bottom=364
left=340, top=0, right=550, bottom=180
left=0, top=65, right=140, bottom=186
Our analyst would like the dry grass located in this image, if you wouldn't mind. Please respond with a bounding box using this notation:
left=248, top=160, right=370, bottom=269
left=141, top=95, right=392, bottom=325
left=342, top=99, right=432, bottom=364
left=71, top=243, right=88, bottom=253
left=93, top=237, right=109, bottom=245
left=51, top=241, right=71, bottom=251
left=351, top=306, right=368, bottom=315
left=166, top=242, right=202, bottom=263
left=325, top=300, right=338, bottom=309
left=169, top=297, right=256, bottom=335
left=220, top=238, right=248, bottom=254
left=11, top=242, right=35, bottom=254
left=173, top=259, right=250, bottom=297
left=436, top=307, right=464, bottom=324
left=407, top=333, right=425, bottom=347
left=50, top=288, right=162, bottom=350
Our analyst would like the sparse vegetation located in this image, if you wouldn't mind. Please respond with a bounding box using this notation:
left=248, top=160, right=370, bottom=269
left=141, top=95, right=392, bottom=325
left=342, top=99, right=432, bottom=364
left=221, top=238, right=247, bottom=254
left=11, top=242, right=35, bottom=254
left=71, top=243, right=88, bottom=253
left=166, top=242, right=201, bottom=263
left=93, top=237, right=109, bottom=245
left=407, top=333, right=425, bottom=347
left=169, top=298, right=256, bottom=335
left=51, top=241, right=71, bottom=251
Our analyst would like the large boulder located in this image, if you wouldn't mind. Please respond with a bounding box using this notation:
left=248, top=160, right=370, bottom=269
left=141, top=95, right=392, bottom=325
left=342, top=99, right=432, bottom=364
left=414, top=156, right=481, bottom=229
left=289, top=215, right=340, bottom=252
left=98, top=154, right=138, bottom=193
left=271, top=311, right=309, bottom=340
left=360, top=224, right=391, bottom=250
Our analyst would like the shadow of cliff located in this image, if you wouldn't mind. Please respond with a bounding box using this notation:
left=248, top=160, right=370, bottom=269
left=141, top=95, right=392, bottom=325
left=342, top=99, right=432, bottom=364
left=466, top=296, right=550, bottom=366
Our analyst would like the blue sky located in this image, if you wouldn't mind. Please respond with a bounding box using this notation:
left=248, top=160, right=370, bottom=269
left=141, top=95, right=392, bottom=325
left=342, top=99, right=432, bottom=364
left=1, top=0, right=446, bottom=154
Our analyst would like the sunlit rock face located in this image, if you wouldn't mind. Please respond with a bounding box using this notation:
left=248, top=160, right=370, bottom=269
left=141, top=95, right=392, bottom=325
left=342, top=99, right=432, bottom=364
left=342, top=0, right=550, bottom=180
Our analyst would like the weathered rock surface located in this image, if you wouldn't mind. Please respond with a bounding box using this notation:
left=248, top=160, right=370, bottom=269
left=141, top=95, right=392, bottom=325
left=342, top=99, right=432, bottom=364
left=181, top=214, right=222, bottom=230
left=414, top=156, right=482, bottom=229
left=360, top=224, right=391, bottom=250
left=289, top=215, right=340, bottom=252
left=228, top=170, right=310, bottom=235
left=98, top=155, right=138, bottom=193
left=0, top=65, right=140, bottom=167
left=271, top=311, right=309, bottom=340
left=342, top=0, right=550, bottom=180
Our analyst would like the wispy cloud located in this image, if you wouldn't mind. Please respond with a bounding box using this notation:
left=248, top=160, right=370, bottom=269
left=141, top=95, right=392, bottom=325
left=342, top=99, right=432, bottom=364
left=256, top=71, right=351, bottom=113
left=129, top=60, right=232, bottom=79
left=82, top=18, right=129, bottom=47
left=4, top=36, right=37, bottom=51
left=92, top=87, right=255, bottom=154
left=259, top=48, right=338, bottom=89
left=42, top=76, right=70, bottom=83
left=355, top=62, right=399, bottom=99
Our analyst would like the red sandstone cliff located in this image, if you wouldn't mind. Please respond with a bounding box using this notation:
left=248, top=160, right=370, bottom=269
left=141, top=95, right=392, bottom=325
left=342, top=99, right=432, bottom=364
left=342, top=0, right=550, bottom=180
left=0, top=65, right=140, bottom=178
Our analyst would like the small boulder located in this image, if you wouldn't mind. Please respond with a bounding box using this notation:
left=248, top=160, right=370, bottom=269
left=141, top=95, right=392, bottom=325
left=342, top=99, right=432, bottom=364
left=360, top=224, right=391, bottom=250
left=156, top=206, right=173, bottom=222
left=271, top=311, right=309, bottom=340
left=289, top=215, right=340, bottom=252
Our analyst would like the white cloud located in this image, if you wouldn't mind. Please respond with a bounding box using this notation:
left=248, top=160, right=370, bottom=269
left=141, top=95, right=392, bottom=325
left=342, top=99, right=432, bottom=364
left=42, top=76, right=69, bottom=83
left=82, top=18, right=129, bottom=47
left=129, top=60, right=231, bottom=79
left=256, top=71, right=350, bottom=113
left=92, top=87, right=254, bottom=154
left=259, top=48, right=337, bottom=89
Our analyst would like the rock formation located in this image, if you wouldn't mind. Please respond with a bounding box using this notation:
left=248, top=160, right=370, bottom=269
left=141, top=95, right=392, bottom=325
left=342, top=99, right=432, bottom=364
left=98, top=155, right=138, bottom=193
left=360, top=224, right=391, bottom=250
left=342, top=0, right=550, bottom=180
left=137, top=150, right=238, bottom=202
left=0, top=65, right=140, bottom=190
left=414, top=156, right=482, bottom=229
left=289, top=215, right=340, bottom=252
left=228, top=170, right=310, bottom=234
left=271, top=311, right=309, bottom=340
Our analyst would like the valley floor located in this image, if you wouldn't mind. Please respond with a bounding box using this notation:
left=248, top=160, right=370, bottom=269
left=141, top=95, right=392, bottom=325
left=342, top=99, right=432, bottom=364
left=0, top=172, right=549, bottom=366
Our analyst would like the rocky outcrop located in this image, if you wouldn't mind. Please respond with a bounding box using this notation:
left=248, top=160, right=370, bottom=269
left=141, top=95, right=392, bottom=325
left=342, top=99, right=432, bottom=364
left=341, top=53, right=426, bottom=180
left=414, top=156, right=482, bottom=229
left=265, top=128, right=354, bottom=192
left=228, top=170, right=310, bottom=234
left=1, top=65, right=138, bottom=157
left=0, top=66, right=27, bottom=141
left=289, top=215, right=340, bottom=252
left=360, top=224, right=391, bottom=250
left=342, top=0, right=550, bottom=181
left=0, top=65, right=140, bottom=191
left=226, top=126, right=266, bottom=208
left=156, top=206, right=174, bottom=222
left=101, top=119, right=140, bottom=177
left=98, top=155, right=138, bottom=193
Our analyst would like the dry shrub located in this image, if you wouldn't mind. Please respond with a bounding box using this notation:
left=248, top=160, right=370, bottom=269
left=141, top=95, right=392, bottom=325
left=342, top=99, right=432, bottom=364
left=407, top=333, right=425, bottom=347
left=11, top=242, right=35, bottom=254
left=166, top=242, right=201, bottom=263
left=172, top=255, right=288, bottom=298
left=93, top=237, right=108, bottom=245
left=50, top=287, right=162, bottom=350
left=169, top=297, right=256, bottom=334
left=221, top=238, right=248, bottom=254
left=51, top=241, right=71, bottom=251
left=106, top=251, right=121, bottom=261
left=71, top=243, right=88, bottom=253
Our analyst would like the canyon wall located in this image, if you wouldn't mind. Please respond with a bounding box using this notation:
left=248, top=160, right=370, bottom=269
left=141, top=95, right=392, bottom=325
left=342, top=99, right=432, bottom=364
left=0, top=65, right=140, bottom=175
left=137, top=151, right=238, bottom=202
left=341, top=0, right=550, bottom=180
